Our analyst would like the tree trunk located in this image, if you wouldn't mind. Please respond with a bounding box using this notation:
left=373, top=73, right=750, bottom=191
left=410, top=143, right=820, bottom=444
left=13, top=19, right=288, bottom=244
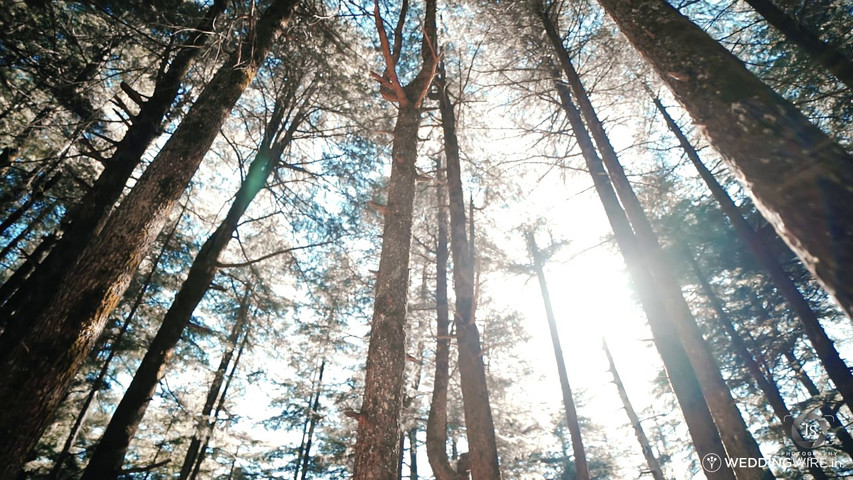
left=601, top=339, right=665, bottom=480
left=652, top=95, right=853, bottom=414
left=426, top=157, right=467, bottom=480
left=352, top=1, right=438, bottom=477
left=0, top=0, right=228, bottom=327
left=47, top=210, right=183, bottom=480
left=543, top=14, right=772, bottom=477
left=594, top=0, right=853, bottom=320
left=80, top=81, right=304, bottom=480
left=0, top=173, right=59, bottom=239
left=0, top=200, right=53, bottom=265
left=178, top=288, right=252, bottom=480
left=526, top=232, right=590, bottom=480
left=683, top=248, right=830, bottom=479
left=298, top=359, right=325, bottom=480
left=553, top=79, right=735, bottom=479
left=0, top=232, right=56, bottom=307
left=0, top=3, right=297, bottom=477
left=437, top=64, right=501, bottom=480
left=742, top=0, right=853, bottom=89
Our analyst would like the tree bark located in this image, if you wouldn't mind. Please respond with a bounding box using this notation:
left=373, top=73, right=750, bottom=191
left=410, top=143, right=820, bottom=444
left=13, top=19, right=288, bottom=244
left=542, top=13, right=772, bottom=477
left=526, top=232, right=590, bottom=480
left=80, top=82, right=304, bottom=480
left=0, top=3, right=297, bottom=477
left=652, top=95, right=853, bottom=414
left=594, top=0, right=853, bottom=321
left=742, top=0, right=853, bottom=89
left=683, top=248, right=830, bottom=479
left=353, top=1, right=438, bottom=478
left=437, top=64, right=501, bottom=480
left=297, top=359, right=325, bottom=480
left=0, top=199, right=53, bottom=265
left=601, top=339, right=665, bottom=480
left=553, top=79, right=735, bottom=479
left=0, top=0, right=228, bottom=326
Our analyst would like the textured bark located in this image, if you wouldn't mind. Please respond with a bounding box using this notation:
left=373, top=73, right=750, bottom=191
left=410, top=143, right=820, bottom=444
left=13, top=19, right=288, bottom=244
left=527, top=233, right=590, bottom=480
left=595, top=0, right=853, bottom=320
left=48, top=211, right=183, bottom=480
left=81, top=86, right=303, bottom=480
left=543, top=15, right=772, bottom=477
left=553, top=80, right=735, bottom=479
left=438, top=65, right=501, bottom=480
left=352, top=1, right=437, bottom=477
left=653, top=96, right=853, bottom=414
left=0, top=3, right=297, bottom=477
left=0, top=0, right=228, bottom=327
left=684, top=249, right=829, bottom=479
left=742, top=0, right=853, bottom=89
left=601, top=339, right=665, bottom=480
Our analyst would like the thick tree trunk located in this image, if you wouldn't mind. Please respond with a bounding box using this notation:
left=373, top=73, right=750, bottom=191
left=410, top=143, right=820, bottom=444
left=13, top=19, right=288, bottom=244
left=526, top=233, right=590, bottom=480
left=0, top=0, right=228, bottom=326
left=0, top=3, right=297, bottom=477
left=48, top=211, right=183, bottom=480
left=653, top=96, right=853, bottom=414
left=684, top=249, right=830, bottom=479
left=601, top=340, right=665, bottom=480
left=594, top=0, right=853, bottom=320
left=179, top=289, right=251, bottom=480
left=437, top=65, right=501, bottom=480
left=543, top=15, right=772, bottom=477
left=80, top=88, right=302, bottom=480
left=553, top=79, right=736, bottom=479
left=742, top=0, right=853, bottom=89
left=353, top=1, right=438, bottom=477
left=426, top=158, right=467, bottom=480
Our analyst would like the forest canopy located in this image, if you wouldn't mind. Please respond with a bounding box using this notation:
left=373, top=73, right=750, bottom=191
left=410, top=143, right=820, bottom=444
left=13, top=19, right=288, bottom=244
left=0, top=0, right=851, bottom=479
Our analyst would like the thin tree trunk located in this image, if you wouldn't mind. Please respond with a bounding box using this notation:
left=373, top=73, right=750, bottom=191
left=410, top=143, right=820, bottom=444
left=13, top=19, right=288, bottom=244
left=189, top=326, right=249, bottom=480
left=179, top=287, right=252, bottom=480
left=0, top=3, right=297, bottom=477
left=0, top=200, right=53, bottom=265
left=0, top=232, right=56, bottom=308
left=294, top=359, right=326, bottom=480
left=408, top=427, right=418, bottom=480
left=352, top=1, right=438, bottom=477
left=0, top=173, right=59, bottom=239
left=298, top=359, right=326, bottom=480
left=553, top=78, right=735, bottom=479
left=683, top=248, right=830, bottom=479
left=542, top=14, right=772, bottom=477
left=526, top=232, right=590, bottom=480
left=742, top=0, right=853, bottom=89
left=80, top=80, right=305, bottom=480
left=47, top=209, right=184, bottom=480
left=0, top=0, right=228, bottom=326
left=652, top=95, right=853, bottom=414
left=437, top=64, right=501, bottom=480
left=601, top=339, right=665, bottom=480
left=594, top=0, right=853, bottom=321
left=426, top=158, right=466, bottom=480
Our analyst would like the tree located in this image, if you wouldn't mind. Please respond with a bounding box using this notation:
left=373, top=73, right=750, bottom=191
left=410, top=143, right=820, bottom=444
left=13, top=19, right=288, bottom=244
left=593, top=0, right=853, bottom=322
left=0, top=2, right=299, bottom=476
left=352, top=1, right=438, bottom=478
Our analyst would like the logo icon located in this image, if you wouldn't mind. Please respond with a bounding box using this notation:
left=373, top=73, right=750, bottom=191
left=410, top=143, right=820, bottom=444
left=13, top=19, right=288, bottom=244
left=789, top=408, right=832, bottom=449
left=702, top=453, right=722, bottom=472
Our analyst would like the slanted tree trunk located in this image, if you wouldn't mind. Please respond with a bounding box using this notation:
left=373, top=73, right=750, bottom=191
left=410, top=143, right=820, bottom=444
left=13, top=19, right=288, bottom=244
left=0, top=173, right=59, bottom=239
left=80, top=82, right=307, bottom=480
left=0, top=0, right=228, bottom=325
left=652, top=95, right=853, bottom=414
left=0, top=3, right=298, bottom=476
left=437, top=64, right=501, bottom=480
left=0, top=200, right=53, bottom=265
left=601, top=339, right=665, bottom=480
left=179, top=287, right=252, bottom=480
left=542, top=13, right=772, bottom=477
left=294, top=358, right=327, bottom=480
left=426, top=158, right=466, bottom=480
left=298, top=359, right=325, bottom=480
left=352, top=1, right=438, bottom=478
left=683, top=248, right=830, bottom=480
left=552, top=78, right=735, bottom=479
left=593, top=0, right=853, bottom=321
left=742, top=0, right=853, bottom=89
left=0, top=232, right=56, bottom=308
left=47, top=209, right=184, bottom=480
left=526, top=232, right=590, bottom=480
